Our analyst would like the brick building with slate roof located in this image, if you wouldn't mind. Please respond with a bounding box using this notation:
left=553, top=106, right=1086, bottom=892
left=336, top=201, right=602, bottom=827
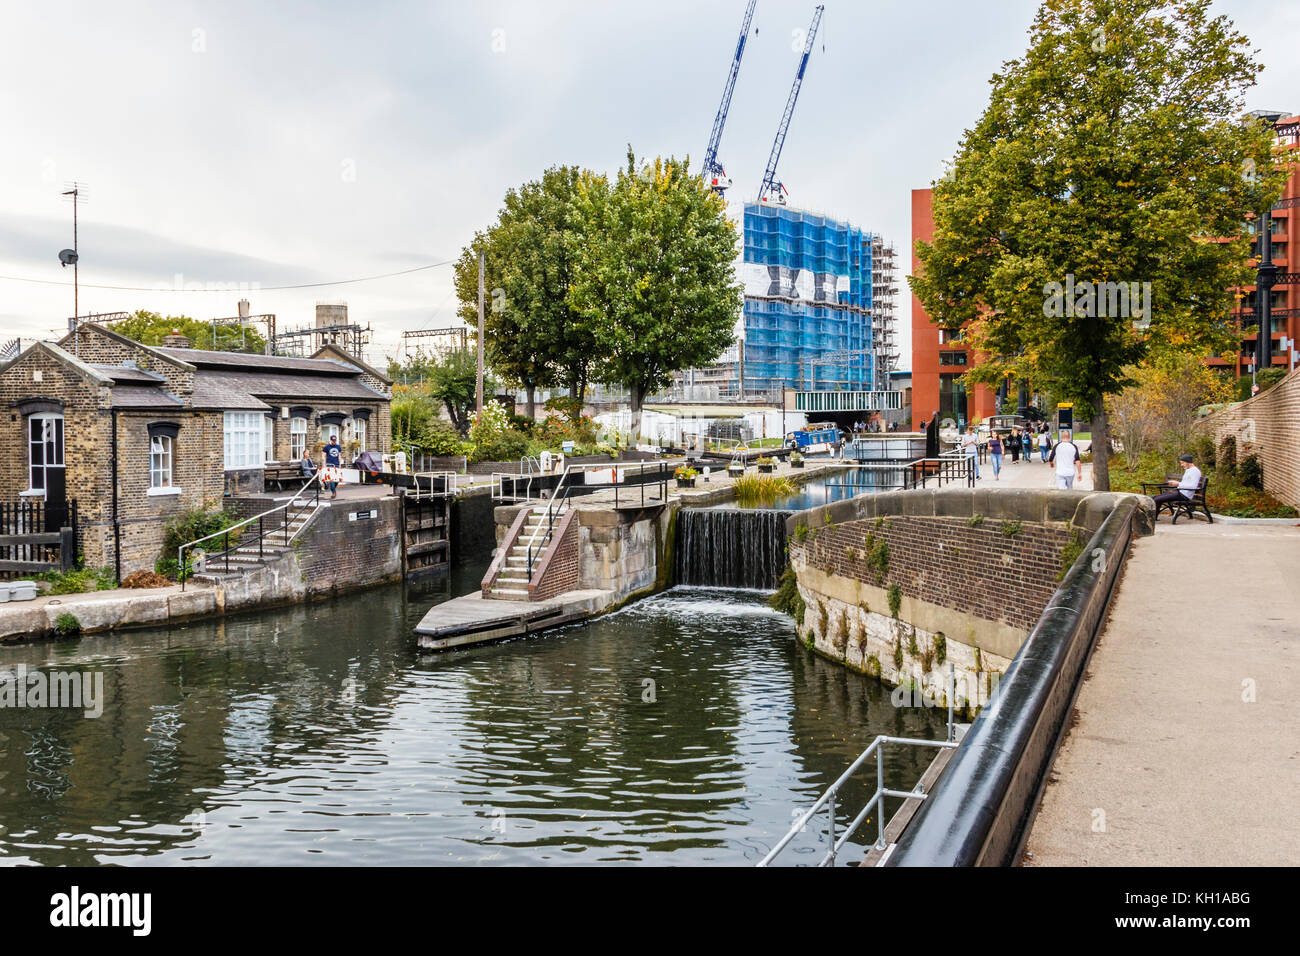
left=0, top=322, right=391, bottom=578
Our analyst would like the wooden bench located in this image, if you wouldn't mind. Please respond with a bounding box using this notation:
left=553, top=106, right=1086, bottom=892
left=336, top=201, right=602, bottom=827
left=264, top=463, right=311, bottom=492
left=1141, top=476, right=1213, bottom=524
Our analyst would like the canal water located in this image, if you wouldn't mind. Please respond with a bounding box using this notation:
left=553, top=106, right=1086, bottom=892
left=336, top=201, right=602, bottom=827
left=0, top=564, right=944, bottom=866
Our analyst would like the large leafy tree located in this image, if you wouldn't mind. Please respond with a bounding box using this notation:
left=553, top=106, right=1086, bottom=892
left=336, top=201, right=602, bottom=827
left=569, top=149, right=741, bottom=436
left=909, top=0, right=1288, bottom=489
left=113, top=309, right=268, bottom=353
left=453, top=165, right=596, bottom=417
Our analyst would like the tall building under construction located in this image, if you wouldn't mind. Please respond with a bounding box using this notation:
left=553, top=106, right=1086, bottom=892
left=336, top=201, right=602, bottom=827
left=737, top=202, right=897, bottom=398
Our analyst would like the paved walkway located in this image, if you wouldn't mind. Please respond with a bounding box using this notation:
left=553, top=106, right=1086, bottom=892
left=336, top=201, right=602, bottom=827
left=968, top=442, right=1094, bottom=492
left=1024, top=519, right=1300, bottom=866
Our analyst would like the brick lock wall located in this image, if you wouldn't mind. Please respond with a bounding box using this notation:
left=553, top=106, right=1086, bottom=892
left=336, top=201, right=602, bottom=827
left=792, top=514, right=1071, bottom=633
left=297, top=497, right=402, bottom=592
left=1202, top=367, right=1300, bottom=508
left=530, top=512, right=580, bottom=601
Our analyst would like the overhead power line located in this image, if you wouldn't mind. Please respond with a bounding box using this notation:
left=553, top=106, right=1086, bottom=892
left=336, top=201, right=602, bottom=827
left=0, top=259, right=455, bottom=293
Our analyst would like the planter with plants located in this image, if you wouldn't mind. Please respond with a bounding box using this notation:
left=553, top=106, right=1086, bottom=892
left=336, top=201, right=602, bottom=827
left=789, top=451, right=805, bottom=468
left=726, top=461, right=746, bottom=477
left=674, top=465, right=698, bottom=488
left=757, top=456, right=776, bottom=473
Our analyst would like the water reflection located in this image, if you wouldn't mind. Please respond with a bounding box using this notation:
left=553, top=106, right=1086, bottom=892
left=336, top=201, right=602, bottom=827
left=0, top=576, right=943, bottom=866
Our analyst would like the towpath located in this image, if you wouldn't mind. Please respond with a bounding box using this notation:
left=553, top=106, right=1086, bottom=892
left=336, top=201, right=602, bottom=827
left=1024, top=519, right=1300, bottom=865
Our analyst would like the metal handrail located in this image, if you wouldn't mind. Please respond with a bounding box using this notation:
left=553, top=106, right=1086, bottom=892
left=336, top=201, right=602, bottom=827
left=757, top=734, right=959, bottom=867
left=179, top=470, right=322, bottom=589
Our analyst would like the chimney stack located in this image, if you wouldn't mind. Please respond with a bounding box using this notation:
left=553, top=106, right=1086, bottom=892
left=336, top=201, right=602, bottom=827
left=162, top=329, right=191, bottom=348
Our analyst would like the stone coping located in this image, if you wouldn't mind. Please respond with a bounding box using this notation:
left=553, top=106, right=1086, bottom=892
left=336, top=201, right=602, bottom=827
left=786, top=486, right=1155, bottom=537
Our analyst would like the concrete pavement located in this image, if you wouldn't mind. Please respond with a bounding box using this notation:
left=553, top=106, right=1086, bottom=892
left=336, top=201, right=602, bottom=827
left=1024, top=519, right=1300, bottom=866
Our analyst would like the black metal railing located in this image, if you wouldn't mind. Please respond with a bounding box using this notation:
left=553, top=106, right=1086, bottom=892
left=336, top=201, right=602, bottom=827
left=904, top=456, right=975, bottom=489
left=180, top=475, right=321, bottom=588
left=0, top=499, right=78, bottom=578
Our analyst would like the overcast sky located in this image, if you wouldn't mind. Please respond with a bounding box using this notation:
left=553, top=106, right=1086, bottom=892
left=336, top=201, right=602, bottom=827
left=2, top=0, right=1298, bottom=371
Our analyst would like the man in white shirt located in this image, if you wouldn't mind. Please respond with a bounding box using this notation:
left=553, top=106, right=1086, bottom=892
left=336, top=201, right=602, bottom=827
left=960, top=427, right=980, bottom=479
left=1048, top=429, right=1084, bottom=489
left=1151, top=454, right=1203, bottom=515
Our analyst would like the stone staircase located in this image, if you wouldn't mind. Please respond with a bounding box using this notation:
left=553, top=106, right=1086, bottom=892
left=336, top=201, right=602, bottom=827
left=193, top=508, right=317, bottom=581
left=485, top=506, right=550, bottom=600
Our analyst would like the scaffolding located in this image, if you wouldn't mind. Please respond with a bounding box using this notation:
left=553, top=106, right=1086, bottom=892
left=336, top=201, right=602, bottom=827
left=737, top=202, right=878, bottom=394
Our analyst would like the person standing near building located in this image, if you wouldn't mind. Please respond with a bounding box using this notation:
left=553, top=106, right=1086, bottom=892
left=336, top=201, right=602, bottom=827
left=322, top=435, right=342, bottom=499
left=988, top=431, right=1004, bottom=480
left=1038, top=427, right=1050, bottom=462
left=961, top=427, right=980, bottom=479
left=1049, top=429, right=1083, bottom=490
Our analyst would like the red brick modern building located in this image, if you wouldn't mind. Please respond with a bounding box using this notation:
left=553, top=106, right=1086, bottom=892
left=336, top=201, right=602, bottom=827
left=910, top=187, right=996, bottom=431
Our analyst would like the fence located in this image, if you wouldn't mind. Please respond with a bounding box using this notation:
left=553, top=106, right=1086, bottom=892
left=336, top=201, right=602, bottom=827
left=0, top=499, right=79, bottom=578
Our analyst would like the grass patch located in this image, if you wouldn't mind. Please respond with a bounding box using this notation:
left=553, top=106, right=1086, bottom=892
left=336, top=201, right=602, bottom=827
left=733, top=473, right=796, bottom=507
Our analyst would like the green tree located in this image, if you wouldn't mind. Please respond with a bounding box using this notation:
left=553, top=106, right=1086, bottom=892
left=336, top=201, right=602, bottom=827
left=909, top=0, right=1287, bottom=490
left=113, top=310, right=268, bottom=353
left=387, top=349, right=489, bottom=436
left=453, top=165, right=598, bottom=417
left=570, top=149, right=741, bottom=437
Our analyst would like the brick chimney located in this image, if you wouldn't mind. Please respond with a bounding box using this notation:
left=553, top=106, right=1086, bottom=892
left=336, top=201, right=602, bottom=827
left=162, top=329, right=191, bottom=348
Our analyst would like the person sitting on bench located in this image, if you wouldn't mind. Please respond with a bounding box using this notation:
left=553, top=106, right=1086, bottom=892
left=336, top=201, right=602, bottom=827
left=1151, top=454, right=1202, bottom=517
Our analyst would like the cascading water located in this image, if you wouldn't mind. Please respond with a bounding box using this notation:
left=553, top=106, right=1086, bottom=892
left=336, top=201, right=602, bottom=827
left=675, top=508, right=792, bottom=590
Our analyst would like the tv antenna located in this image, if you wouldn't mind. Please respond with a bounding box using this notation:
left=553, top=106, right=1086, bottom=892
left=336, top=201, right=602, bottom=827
left=60, top=183, right=86, bottom=320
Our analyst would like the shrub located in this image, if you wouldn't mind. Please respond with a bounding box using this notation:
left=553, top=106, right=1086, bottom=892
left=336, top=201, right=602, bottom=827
left=768, top=567, right=806, bottom=626
left=37, top=566, right=117, bottom=594
left=968, top=514, right=985, bottom=528
left=1239, top=454, right=1263, bottom=490
left=1058, top=530, right=1086, bottom=581
left=1218, top=436, right=1237, bottom=475
left=934, top=632, right=947, bottom=666
left=54, top=612, right=81, bottom=636
left=1193, top=434, right=1216, bottom=471
left=888, top=583, right=902, bottom=619
left=893, top=634, right=904, bottom=670
left=1000, top=520, right=1023, bottom=537
left=470, top=429, right=530, bottom=464
left=160, top=507, right=243, bottom=579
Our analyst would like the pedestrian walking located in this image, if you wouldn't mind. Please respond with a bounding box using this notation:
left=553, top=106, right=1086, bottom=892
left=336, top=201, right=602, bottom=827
left=1049, top=428, right=1083, bottom=490
left=322, top=435, right=343, bottom=498
left=988, top=432, right=1004, bottom=480
left=960, top=427, right=980, bottom=480
left=1038, top=428, right=1050, bottom=462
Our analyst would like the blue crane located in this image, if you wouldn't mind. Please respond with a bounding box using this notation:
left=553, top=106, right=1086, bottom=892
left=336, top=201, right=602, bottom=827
left=702, top=0, right=758, bottom=196
left=757, top=4, right=824, bottom=204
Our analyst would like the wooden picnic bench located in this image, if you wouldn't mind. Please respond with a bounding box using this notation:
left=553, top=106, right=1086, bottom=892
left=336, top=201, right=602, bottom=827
left=264, top=462, right=311, bottom=492
left=1141, top=475, right=1213, bottom=524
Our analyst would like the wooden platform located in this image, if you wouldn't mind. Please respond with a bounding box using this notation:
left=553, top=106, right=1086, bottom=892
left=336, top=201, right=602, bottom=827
left=415, top=588, right=615, bottom=651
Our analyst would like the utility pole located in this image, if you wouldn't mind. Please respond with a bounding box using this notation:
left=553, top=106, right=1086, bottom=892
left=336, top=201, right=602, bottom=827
left=476, top=250, right=485, bottom=415
left=1256, top=208, right=1276, bottom=373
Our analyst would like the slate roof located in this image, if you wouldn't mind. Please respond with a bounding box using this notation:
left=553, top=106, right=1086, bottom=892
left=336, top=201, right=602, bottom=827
left=91, top=364, right=165, bottom=384
left=108, top=386, right=184, bottom=409
left=155, top=348, right=359, bottom=375
left=189, top=370, right=385, bottom=410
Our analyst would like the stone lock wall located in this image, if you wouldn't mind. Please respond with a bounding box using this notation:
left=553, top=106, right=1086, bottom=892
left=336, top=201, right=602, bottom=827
left=787, top=488, right=1141, bottom=711
left=1201, top=366, right=1300, bottom=508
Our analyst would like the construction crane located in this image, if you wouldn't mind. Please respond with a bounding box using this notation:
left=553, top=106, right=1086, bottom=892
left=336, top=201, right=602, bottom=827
left=702, top=0, right=758, bottom=196
left=757, top=4, right=824, bottom=205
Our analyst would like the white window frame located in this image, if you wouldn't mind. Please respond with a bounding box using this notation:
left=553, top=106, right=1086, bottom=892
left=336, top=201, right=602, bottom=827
left=149, top=434, right=180, bottom=495
left=264, top=416, right=275, bottom=462
left=223, top=411, right=265, bottom=470
left=290, top=417, right=307, bottom=460
left=320, top=422, right=340, bottom=444
left=352, top=418, right=366, bottom=452
left=27, top=412, right=64, bottom=494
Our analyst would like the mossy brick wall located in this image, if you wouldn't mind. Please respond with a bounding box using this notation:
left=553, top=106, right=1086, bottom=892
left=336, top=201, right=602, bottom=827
left=1202, top=366, right=1300, bottom=508
left=792, top=515, right=1070, bottom=633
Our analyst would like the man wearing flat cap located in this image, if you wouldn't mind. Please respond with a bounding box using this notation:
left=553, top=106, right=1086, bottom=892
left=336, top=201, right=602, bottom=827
left=1150, top=454, right=1203, bottom=517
